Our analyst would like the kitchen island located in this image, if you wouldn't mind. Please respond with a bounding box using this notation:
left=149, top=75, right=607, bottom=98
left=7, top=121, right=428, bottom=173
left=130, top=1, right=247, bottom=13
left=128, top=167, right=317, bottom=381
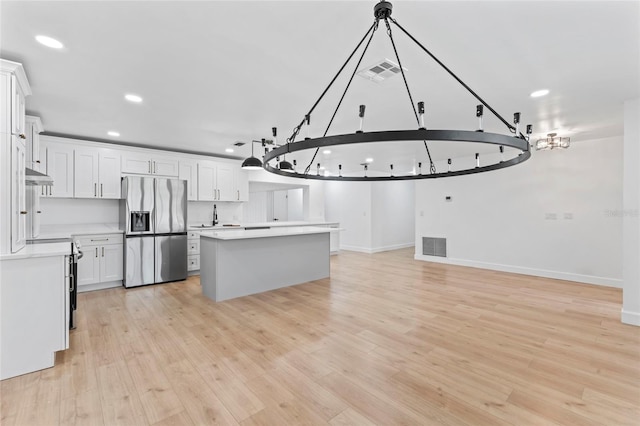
left=200, top=226, right=331, bottom=302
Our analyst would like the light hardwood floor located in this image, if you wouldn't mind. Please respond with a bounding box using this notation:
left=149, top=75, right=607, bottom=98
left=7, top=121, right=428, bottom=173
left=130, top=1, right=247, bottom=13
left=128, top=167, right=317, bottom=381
left=1, top=248, right=639, bottom=425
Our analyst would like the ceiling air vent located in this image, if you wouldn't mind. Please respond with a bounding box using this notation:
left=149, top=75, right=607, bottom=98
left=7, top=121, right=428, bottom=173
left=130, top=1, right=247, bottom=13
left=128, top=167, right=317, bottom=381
left=233, top=141, right=246, bottom=147
left=357, top=58, right=406, bottom=83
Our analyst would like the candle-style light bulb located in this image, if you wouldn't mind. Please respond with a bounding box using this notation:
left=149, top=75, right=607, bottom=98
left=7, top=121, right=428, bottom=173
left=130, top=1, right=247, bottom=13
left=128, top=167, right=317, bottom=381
left=305, top=114, right=311, bottom=140
left=317, top=163, right=320, bottom=176
left=476, top=105, right=484, bottom=132
left=513, top=112, right=521, bottom=136
left=499, top=145, right=504, bottom=162
left=293, top=159, right=297, bottom=172
left=475, top=153, right=480, bottom=168
left=390, top=164, right=394, bottom=177
left=447, top=158, right=452, bottom=172
left=526, top=124, right=533, bottom=141
left=418, top=101, right=425, bottom=130
left=357, top=105, right=366, bottom=133
left=418, top=162, right=422, bottom=175
left=364, top=164, right=368, bottom=178
left=339, top=164, right=342, bottom=177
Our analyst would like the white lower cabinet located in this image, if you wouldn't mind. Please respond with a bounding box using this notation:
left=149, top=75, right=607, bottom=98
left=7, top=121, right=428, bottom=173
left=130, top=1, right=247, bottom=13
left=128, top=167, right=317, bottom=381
left=74, top=233, right=123, bottom=292
left=0, top=254, right=68, bottom=380
left=187, top=230, right=201, bottom=272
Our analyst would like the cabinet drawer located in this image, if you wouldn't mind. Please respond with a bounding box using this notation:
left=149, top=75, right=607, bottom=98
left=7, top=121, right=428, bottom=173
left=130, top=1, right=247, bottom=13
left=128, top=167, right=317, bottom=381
left=75, top=233, right=123, bottom=246
left=188, top=240, right=200, bottom=255
left=188, top=255, right=200, bottom=271
left=188, top=230, right=201, bottom=240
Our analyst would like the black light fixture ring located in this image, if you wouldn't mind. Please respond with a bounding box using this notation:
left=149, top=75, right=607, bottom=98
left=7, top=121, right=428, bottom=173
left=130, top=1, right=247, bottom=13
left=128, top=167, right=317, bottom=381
left=263, top=129, right=530, bottom=181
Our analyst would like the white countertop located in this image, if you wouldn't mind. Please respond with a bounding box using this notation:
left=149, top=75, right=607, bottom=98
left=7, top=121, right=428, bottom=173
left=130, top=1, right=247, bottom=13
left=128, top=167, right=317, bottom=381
left=200, top=226, right=332, bottom=241
left=0, top=242, right=71, bottom=261
left=188, top=221, right=339, bottom=230
left=36, top=223, right=124, bottom=240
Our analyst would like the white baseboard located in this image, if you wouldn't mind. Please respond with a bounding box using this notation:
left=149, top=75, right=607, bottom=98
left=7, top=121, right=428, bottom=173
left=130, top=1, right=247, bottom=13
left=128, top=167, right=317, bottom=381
left=77, top=280, right=122, bottom=293
left=414, top=254, right=622, bottom=288
left=621, top=309, right=640, bottom=326
left=341, top=243, right=414, bottom=254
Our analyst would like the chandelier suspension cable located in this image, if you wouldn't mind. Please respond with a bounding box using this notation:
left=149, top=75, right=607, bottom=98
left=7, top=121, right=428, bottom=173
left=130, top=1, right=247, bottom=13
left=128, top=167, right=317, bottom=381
left=303, top=20, right=381, bottom=174
left=389, top=17, right=522, bottom=137
left=383, top=17, right=436, bottom=174
left=286, top=21, right=378, bottom=147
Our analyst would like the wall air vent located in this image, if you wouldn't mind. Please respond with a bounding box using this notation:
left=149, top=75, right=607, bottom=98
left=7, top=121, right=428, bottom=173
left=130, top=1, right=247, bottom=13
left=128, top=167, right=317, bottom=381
left=422, top=237, right=447, bottom=257
left=357, top=58, right=406, bottom=83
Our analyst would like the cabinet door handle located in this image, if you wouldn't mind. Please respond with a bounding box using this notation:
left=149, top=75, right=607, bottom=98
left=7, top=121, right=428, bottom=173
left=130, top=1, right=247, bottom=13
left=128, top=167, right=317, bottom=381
left=49, top=187, right=52, bottom=196
left=237, top=190, right=239, bottom=201
left=41, top=187, right=45, bottom=196
left=19, top=133, right=26, bottom=139
left=148, top=161, right=151, bottom=174
left=102, top=247, right=105, bottom=257
left=101, top=184, right=103, bottom=197
left=36, top=160, right=40, bottom=164
left=91, top=238, right=108, bottom=242
left=94, top=183, right=97, bottom=197
left=95, top=247, right=98, bottom=258
left=153, top=161, right=156, bottom=174
left=20, top=211, right=27, bottom=215
left=36, top=211, right=41, bottom=214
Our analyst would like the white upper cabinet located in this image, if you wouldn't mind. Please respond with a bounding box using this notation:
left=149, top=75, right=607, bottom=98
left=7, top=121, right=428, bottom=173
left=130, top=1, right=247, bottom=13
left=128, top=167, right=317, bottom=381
left=25, top=116, right=43, bottom=172
left=196, top=160, right=245, bottom=202
left=11, top=137, right=26, bottom=252
left=1, top=60, right=31, bottom=255
left=74, top=148, right=121, bottom=199
left=121, top=152, right=178, bottom=176
left=179, top=159, right=198, bottom=201
left=42, top=140, right=74, bottom=198
left=198, top=160, right=217, bottom=201
left=216, top=162, right=235, bottom=201
left=98, top=151, right=121, bottom=198
left=235, top=168, right=249, bottom=202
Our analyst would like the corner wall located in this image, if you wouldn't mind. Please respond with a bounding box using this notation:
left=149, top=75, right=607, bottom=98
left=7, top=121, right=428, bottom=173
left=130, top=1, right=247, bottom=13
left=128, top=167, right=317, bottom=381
left=622, top=98, right=640, bottom=325
left=324, top=180, right=415, bottom=253
left=414, top=135, right=623, bottom=287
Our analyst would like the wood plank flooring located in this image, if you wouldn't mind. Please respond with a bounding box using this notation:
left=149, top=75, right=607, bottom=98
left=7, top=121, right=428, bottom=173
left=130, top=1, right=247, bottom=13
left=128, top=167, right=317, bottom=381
left=2, top=248, right=639, bottom=425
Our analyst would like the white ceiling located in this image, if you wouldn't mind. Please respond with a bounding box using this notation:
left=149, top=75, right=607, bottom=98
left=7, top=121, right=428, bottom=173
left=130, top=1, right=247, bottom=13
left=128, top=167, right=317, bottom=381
left=1, top=0, right=638, bottom=176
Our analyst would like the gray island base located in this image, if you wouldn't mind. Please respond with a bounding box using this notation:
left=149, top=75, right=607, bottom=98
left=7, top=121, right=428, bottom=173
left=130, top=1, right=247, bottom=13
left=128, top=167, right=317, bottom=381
left=200, top=227, right=331, bottom=302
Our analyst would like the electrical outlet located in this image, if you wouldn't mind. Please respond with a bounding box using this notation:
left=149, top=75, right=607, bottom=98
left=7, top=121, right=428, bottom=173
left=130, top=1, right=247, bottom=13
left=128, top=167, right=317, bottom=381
left=564, top=213, right=573, bottom=220
left=545, top=213, right=557, bottom=220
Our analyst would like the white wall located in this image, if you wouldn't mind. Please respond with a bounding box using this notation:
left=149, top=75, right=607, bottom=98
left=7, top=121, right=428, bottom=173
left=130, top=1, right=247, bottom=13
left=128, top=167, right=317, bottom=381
left=414, top=135, right=623, bottom=287
left=244, top=169, right=325, bottom=222
left=324, top=180, right=415, bottom=253
left=325, top=181, right=372, bottom=251
left=622, top=98, right=640, bottom=325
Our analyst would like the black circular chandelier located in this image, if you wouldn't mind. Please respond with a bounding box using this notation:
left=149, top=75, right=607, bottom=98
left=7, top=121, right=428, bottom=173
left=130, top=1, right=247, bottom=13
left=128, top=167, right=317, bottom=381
left=244, top=1, right=532, bottom=181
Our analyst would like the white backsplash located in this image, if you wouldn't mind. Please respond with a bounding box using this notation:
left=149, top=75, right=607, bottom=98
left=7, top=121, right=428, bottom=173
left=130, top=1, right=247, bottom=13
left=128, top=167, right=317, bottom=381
left=40, top=197, right=243, bottom=226
left=188, top=201, right=243, bottom=225
left=40, top=198, right=120, bottom=225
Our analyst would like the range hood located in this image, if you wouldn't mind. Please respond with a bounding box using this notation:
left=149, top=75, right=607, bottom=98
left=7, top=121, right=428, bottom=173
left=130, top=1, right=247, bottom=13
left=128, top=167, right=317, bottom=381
left=25, top=167, right=53, bottom=186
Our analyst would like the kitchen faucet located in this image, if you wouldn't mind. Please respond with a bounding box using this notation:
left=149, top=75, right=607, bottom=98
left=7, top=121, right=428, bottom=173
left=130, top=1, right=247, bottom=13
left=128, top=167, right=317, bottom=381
left=213, top=204, right=218, bottom=226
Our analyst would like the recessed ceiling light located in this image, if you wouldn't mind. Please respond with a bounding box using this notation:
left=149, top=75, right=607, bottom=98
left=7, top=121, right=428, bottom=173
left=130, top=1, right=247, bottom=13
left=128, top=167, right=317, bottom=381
left=107, top=131, right=120, bottom=137
left=365, top=158, right=373, bottom=163
left=125, top=94, right=143, bottom=103
left=323, top=150, right=331, bottom=155
left=530, top=89, right=549, bottom=98
left=35, top=35, right=64, bottom=49
left=225, top=148, right=234, bottom=153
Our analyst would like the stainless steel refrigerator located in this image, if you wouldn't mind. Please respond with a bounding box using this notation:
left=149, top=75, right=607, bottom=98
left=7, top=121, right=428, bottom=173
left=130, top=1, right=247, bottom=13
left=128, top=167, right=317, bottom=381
left=121, top=176, right=188, bottom=288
